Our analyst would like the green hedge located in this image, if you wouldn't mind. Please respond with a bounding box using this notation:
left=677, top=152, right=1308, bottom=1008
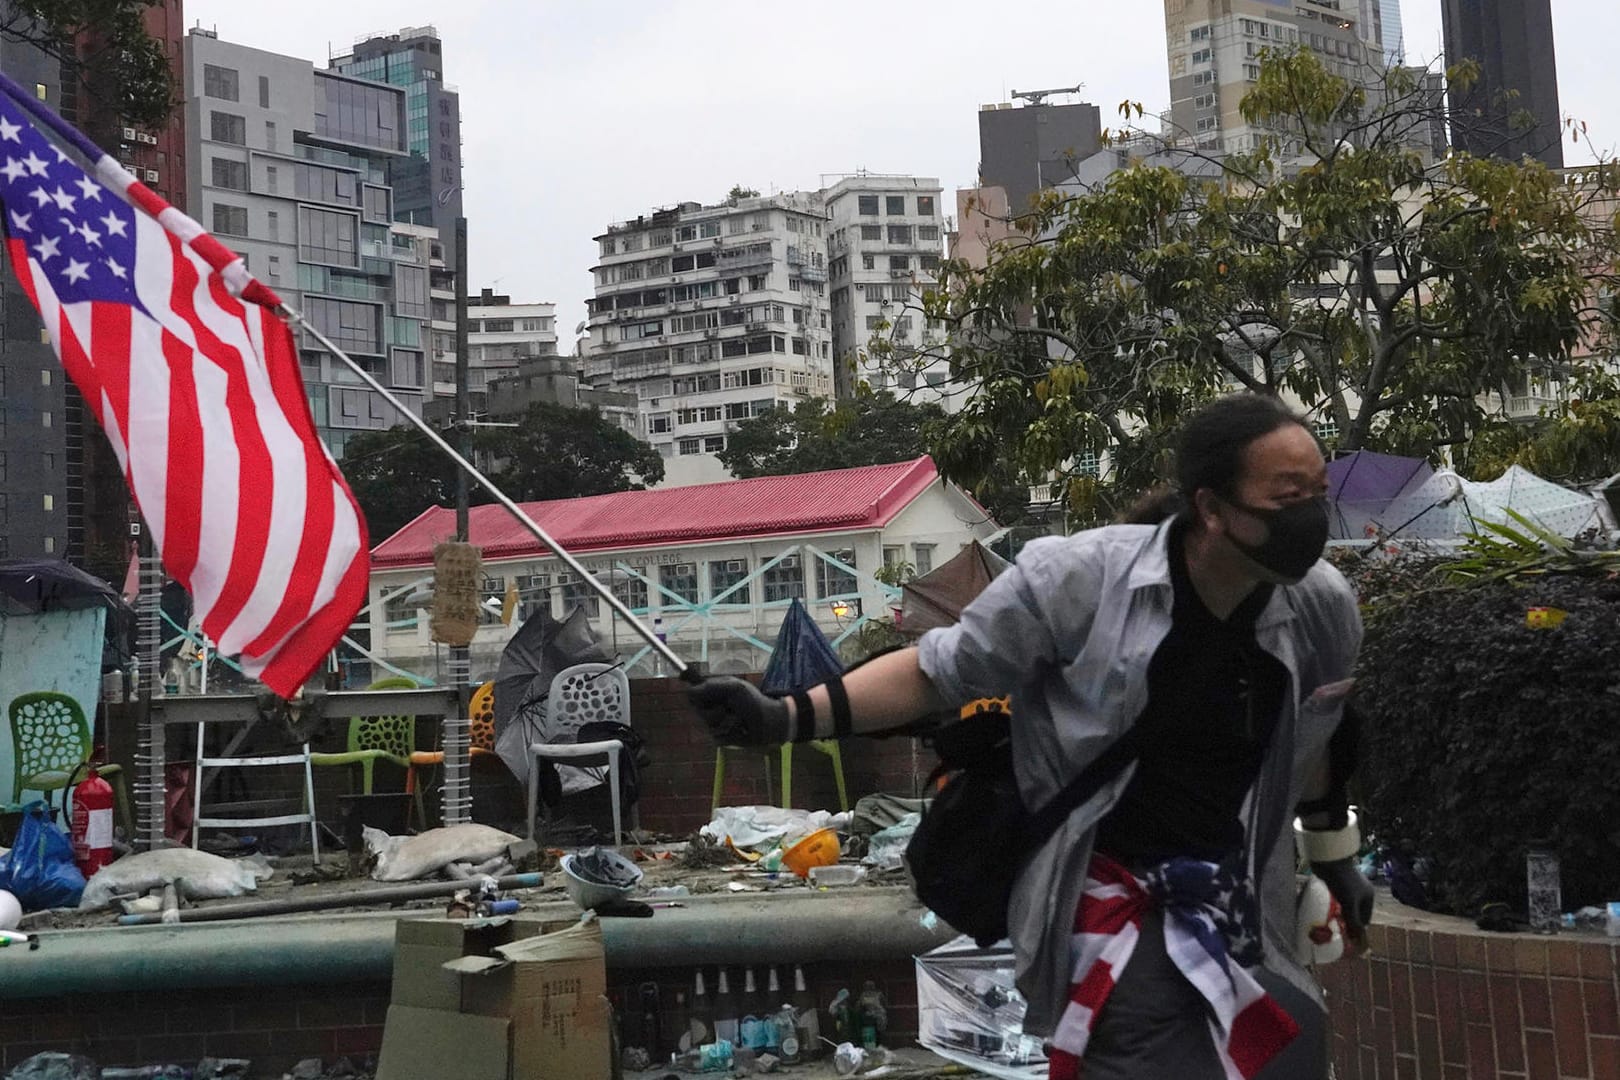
left=1353, top=571, right=1620, bottom=915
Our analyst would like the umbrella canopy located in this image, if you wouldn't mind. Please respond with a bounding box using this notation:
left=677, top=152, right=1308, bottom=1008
left=898, top=541, right=1009, bottom=636
left=0, top=558, right=122, bottom=616
left=1325, top=451, right=1435, bottom=541
left=1383, top=465, right=1600, bottom=542
left=492, top=605, right=612, bottom=788
left=761, top=598, right=844, bottom=694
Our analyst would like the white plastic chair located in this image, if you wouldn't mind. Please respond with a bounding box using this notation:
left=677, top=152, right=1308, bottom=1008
left=526, top=662, right=633, bottom=846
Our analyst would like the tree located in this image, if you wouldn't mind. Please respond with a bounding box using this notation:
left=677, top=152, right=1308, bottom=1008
left=339, top=403, right=664, bottom=541
left=917, top=50, right=1620, bottom=524
left=2, top=2, right=174, bottom=128
left=728, top=185, right=761, bottom=201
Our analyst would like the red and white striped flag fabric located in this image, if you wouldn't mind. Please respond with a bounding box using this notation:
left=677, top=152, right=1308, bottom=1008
left=0, top=78, right=368, bottom=697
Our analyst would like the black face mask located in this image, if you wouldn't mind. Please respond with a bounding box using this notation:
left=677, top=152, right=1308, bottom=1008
left=1225, top=495, right=1329, bottom=582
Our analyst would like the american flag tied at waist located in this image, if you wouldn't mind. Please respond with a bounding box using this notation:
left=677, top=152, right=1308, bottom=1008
left=0, top=72, right=368, bottom=698
left=1048, top=853, right=1300, bottom=1079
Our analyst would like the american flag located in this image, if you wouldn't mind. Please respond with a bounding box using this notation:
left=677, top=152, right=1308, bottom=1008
left=0, top=78, right=368, bottom=698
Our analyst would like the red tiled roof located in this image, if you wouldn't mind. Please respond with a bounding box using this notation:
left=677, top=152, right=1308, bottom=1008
left=370, top=456, right=943, bottom=568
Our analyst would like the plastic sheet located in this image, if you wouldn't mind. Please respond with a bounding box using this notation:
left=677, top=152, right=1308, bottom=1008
left=0, top=802, right=85, bottom=911
left=79, top=847, right=271, bottom=910
left=915, top=936, right=1047, bottom=1079
left=861, top=813, right=920, bottom=871
left=363, top=823, right=520, bottom=882
left=699, top=806, right=851, bottom=852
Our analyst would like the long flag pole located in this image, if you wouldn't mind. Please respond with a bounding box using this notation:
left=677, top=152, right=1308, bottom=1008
left=283, top=304, right=698, bottom=683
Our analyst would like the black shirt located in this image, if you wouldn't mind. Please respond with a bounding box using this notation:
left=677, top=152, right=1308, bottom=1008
left=1093, top=521, right=1289, bottom=866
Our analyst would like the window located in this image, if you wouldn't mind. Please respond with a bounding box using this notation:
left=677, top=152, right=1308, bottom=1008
left=861, top=254, right=875, bottom=270
left=921, top=254, right=941, bottom=272
left=919, top=225, right=940, bottom=242
left=762, top=554, right=805, bottom=603
left=678, top=437, right=701, bottom=455
left=1192, top=48, right=1212, bottom=64
left=33, top=83, right=45, bottom=101
left=861, top=224, right=882, bottom=241
left=703, top=435, right=725, bottom=453
left=1244, top=63, right=1262, bottom=81
left=1193, top=93, right=1217, bottom=110
left=210, top=157, right=247, bottom=191
left=304, top=296, right=380, bottom=355
left=265, top=120, right=276, bottom=150
left=40, top=410, right=51, bottom=428
left=1190, top=25, right=1211, bottom=41
left=211, top=203, right=248, bottom=236
left=298, top=206, right=359, bottom=266
left=265, top=164, right=278, bottom=194
left=816, top=549, right=857, bottom=598
left=1314, top=420, right=1339, bottom=442
left=210, top=111, right=246, bottom=145
left=1195, top=117, right=1219, bottom=133
left=885, top=195, right=906, bottom=215
left=913, top=544, right=935, bottom=575
left=658, top=563, right=699, bottom=605
left=39, top=368, right=50, bottom=386
left=710, top=559, right=750, bottom=604
left=883, top=546, right=905, bottom=570
left=203, top=64, right=240, bottom=102
left=295, top=162, right=357, bottom=205
left=857, top=195, right=879, bottom=216
left=515, top=574, right=551, bottom=618
left=1193, top=70, right=1216, bottom=87
left=613, top=574, right=649, bottom=613
left=917, top=195, right=935, bottom=216
left=266, top=210, right=279, bottom=241
left=559, top=573, right=599, bottom=617
left=889, top=255, right=910, bottom=271
left=1078, top=448, right=1100, bottom=477
left=887, top=225, right=912, bottom=244
left=42, top=493, right=53, bottom=511
left=258, top=75, right=270, bottom=109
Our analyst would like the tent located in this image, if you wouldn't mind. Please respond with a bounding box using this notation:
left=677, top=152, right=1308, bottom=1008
left=1325, top=451, right=1434, bottom=541
left=897, top=541, right=1010, bottom=637
left=761, top=598, right=844, bottom=695
left=1380, top=465, right=1601, bottom=542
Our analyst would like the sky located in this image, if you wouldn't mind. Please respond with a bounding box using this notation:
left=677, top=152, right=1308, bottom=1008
left=186, top=0, right=1617, bottom=343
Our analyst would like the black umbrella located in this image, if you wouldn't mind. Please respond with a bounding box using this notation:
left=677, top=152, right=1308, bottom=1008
left=492, top=605, right=611, bottom=787
left=0, top=557, right=122, bottom=616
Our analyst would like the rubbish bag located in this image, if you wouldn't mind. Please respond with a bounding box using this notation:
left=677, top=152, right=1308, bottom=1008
left=3, top=1051, right=99, bottom=1080
left=363, top=823, right=520, bottom=882
left=916, top=936, right=1046, bottom=1079
left=0, top=801, right=85, bottom=911
left=79, top=847, right=273, bottom=910
left=862, top=813, right=921, bottom=871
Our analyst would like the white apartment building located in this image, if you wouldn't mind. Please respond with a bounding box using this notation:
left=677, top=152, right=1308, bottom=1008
left=584, top=194, right=836, bottom=486
left=822, top=175, right=967, bottom=410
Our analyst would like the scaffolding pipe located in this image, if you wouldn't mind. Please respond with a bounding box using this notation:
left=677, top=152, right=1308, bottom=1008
left=115, top=873, right=544, bottom=926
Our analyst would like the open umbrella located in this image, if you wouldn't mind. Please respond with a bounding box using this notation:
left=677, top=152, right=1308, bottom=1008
left=492, top=605, right=611, bottom=789
left=761, top=598, right=844, bottom=694
left=897, top=541, right=1009, bottom=637
left=0, top=557, right=121, bottom=616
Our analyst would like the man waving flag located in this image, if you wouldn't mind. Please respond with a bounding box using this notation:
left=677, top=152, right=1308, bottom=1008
left=0, top=72, right=368, bottom=698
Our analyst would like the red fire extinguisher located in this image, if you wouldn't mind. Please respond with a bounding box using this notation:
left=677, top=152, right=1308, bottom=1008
left=70, top=763, right=115, bottom=879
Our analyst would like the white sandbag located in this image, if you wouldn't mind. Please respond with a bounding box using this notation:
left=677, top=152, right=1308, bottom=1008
left=365, top=823, right=521, bottom=882
left=699, top=806, right=852, bottom=852
left=79, top=848, right=273, bottom=910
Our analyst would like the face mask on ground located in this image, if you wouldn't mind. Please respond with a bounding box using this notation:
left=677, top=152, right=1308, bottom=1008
left=1225, top=495, right=1329, bottom=582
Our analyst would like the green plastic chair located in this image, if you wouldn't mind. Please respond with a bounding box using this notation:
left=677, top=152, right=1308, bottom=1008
left=8, top=691, right=133, bottom=834
left=311, top=676, right=420, bottom=810
left=711, top=740, right=848, bottom=813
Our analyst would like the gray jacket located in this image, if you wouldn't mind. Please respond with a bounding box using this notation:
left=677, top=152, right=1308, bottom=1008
left=916, top=522, right=1362, bottom=1037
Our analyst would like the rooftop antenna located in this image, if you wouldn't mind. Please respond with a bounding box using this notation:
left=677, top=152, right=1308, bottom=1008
left=1010, top=83, right=1086, bottom=107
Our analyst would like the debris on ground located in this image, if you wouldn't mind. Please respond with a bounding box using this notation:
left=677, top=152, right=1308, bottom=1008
left=678, top=833, right=739, bottom=870
left=862, top=814, right=921, bottom=872
left=363, top=823, right=521, bottom=882
left=79, top=848, right=273, bottom=910
left=700, top=806, right=850, bottom=852
left=3, top=1052, right=98, bottom=1080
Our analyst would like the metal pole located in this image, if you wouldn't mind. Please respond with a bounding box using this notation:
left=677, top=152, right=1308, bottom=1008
left=281, top=304, right=695, bottom=681
left=131, top=518, right=166, bottom=851
left=440, top=217, right=474, bottom=827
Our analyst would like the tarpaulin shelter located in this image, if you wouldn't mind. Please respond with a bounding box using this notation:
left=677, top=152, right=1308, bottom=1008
left=1381, top=465, right=1601, bottom=542
left=898, top=541, right=1009, bottom=637
left=1325, top=451, right=1434, bottom=541
left=761, top=598, right=844, bottom=694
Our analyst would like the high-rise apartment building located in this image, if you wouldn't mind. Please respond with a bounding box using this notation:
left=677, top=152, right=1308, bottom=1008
left=1164, top=0, right=1384, bottom=155
left=1377, top=0, right=1405, bottom=64
left=1442, top=0, right=1562, bottom=167
left=583, top=194, right=835, bottom=486
left=822, top=175, right=958, bottom=406
left=977, top=97, right=1102, bottom=217
left=425, top=289, right=559, bottom=422
left=185, top=30, right=439, bottom=458
left=329, top=26, right=464, bottom=270
left=0, top=17, right=66, bottom=559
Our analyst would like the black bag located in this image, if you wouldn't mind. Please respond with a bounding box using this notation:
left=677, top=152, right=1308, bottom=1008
left=906, top=708, right=1141, bottom=946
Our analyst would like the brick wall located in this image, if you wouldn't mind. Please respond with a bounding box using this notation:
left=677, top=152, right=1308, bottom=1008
left=0, top=960, right=920, bottom=1075
left=1318, top=923, right=1620, bottom=1079
left=103, top=677, right=933, bottom=842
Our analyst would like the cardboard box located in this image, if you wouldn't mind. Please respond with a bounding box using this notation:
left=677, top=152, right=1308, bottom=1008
left=377, top=916, right=611, bottom=1080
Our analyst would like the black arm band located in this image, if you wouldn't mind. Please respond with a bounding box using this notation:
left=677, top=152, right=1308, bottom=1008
left=826, top=677, right=853, bottom=740
left=790, top=690, right=816, bottom=743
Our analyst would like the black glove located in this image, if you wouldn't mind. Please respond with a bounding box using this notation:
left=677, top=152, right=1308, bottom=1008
left=688, top=677, right=793, bottom=746
left=1312, top=856, right=1375, bottom=931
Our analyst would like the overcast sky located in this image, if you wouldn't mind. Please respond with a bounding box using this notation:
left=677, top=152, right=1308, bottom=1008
left=187, top=0, right=1616, bottom=341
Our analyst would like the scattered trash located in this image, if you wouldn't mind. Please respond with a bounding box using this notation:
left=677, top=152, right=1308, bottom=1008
left=701, top=807, right=851, bottom=853
left=849, top=793, right=930, bottom=837
left=560, top=847, right=643, bottom=910
left=811, top=865, right=868, bottom=887
left=621, top=1046, right=652, bottom=1071
left=288, top=1058, right=324, bottom=1080
left=727, top=881, right=763, bottom=893
left=673, top=1038, right=734, bottom=1072
left=915, top=936, right=1046, bottom=1078
left=0, top=888, right=20, bottom=930
left=79, top=847, right=272, bottom=910
left=680, top=834, right=740, bottom=870
left=862, top=814, right=921, bottom=872
left=781, top=829, right=841, bottom=879
left=363, top=823, right=521, bottom=882
left=832, top=1042, right=895, bottom=1075
left=919, top=910, right=939, bottom=930
left=193, top=1059, right=252, bottom=1079
left=99, top=1068, right=187, bottom=1079
left=3, top=1052, right=98, bottom=1080
left=0, top=801, right=86, bottom=911
left=648, top=885, right=691, bottom=899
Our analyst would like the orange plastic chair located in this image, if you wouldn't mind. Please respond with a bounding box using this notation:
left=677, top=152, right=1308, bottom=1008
left=407, top=681, right=498, bottom=826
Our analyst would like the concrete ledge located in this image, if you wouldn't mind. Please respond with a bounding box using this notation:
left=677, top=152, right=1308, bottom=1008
left=1, top=887, right=955, bottom=999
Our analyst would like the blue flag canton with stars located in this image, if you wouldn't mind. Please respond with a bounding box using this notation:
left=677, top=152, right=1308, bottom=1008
left=0, top=92, right=139, bottom=309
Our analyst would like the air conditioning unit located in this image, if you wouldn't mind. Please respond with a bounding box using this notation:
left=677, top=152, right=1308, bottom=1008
left=729, top=296, right=740, bottom=304
left=139, top=132, right=158, bottom=145
left=703, top=329, right=719, bottom=339
left=671, top=275, right=683, bottom=283
left=673, top=243, right=684, bottom=251
left=121, top=127, right=136, bottom=141
left=712, top=238, right=723, bottom=246
left=144, top=169, right=159, bottom=182
left=779, top=555, right=800, bottom=569
left=724, top=560, right=745, bottom=573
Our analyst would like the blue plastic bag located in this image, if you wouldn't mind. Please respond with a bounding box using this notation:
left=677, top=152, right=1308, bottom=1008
left=0, top=800, right=86, bottom=910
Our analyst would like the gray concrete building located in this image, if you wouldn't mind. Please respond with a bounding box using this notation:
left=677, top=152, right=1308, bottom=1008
left=0, top=22, right=67, bottom=558
left=1442, top=0, right=1563, bottom=167
left=486, top=356, right=639, bottom=435
left=976, top=96, right=1102, bottom=217
left=329, top=26, right=464, bottom=272
left=184, top=29, right=438, bottom=458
